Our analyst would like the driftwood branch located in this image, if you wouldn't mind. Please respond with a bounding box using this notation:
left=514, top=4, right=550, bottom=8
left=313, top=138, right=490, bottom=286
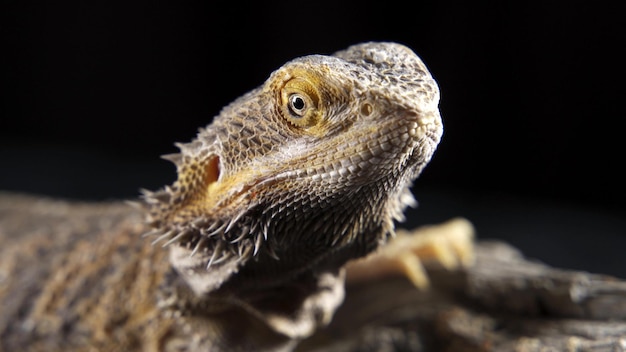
left=2, top=194, right=625, bottom=351
left=299, top=241, right=626, bottom=352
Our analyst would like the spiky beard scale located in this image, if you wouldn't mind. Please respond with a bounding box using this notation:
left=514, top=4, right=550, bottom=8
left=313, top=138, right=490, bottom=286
left=139, top=166, right=419, bottom=295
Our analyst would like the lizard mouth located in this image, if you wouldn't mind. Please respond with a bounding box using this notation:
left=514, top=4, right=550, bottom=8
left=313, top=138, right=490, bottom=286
left=158, top=106, right=441, bottom=219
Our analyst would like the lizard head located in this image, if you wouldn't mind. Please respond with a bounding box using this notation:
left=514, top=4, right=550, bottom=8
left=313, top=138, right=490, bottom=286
left=143, top=42, right=442, bottom=294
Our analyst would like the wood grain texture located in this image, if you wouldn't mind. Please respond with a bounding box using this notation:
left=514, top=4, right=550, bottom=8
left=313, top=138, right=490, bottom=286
left=300, top=242, right=626, bottom=351
left=2, top=193, right=626, bottom=351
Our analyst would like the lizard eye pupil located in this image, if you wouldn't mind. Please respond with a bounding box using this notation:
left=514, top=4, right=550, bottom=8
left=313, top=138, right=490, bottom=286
left=288, top=94, right=306, bottom=116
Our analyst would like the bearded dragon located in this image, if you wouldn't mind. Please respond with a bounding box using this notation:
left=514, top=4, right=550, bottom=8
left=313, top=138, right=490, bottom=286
left=0, top=42, right=473, bottom=351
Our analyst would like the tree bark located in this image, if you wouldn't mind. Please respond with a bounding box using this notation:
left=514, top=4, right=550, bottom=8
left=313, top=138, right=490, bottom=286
left=299, top=241, right=626, bottom=352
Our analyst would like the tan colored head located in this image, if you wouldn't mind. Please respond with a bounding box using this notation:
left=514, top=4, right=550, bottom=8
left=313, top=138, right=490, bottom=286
left=143, top=42, right=443, bottom=294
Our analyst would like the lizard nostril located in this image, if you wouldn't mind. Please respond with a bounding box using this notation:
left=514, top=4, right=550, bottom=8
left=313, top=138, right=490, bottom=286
left=360, top=102, right=373, bottom=116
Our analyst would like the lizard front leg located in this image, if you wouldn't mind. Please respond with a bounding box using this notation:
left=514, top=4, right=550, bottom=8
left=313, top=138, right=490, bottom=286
left=345, top=217, right=475, bottom=289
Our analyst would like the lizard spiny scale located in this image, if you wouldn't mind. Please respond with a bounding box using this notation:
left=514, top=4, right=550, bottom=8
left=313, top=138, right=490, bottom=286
left=150, top=41, right=441, bottom=343
left=0, top=42, right=448, bottom=352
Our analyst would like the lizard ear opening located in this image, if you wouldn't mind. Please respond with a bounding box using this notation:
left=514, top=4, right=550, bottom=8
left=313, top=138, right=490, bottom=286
left=205, top=155, right=221, bottom=185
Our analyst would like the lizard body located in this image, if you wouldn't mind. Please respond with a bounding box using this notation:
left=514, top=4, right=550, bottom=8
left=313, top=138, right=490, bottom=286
left=0, top=42, right=444, bottom=351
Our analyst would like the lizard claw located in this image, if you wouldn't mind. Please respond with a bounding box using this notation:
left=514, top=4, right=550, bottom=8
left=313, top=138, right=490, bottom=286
left=345, top=217, right=475, bottom=289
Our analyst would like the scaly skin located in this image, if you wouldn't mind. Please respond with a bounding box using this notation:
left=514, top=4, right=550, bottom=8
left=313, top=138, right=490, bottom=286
left=0, top=42, right=443, bottom=351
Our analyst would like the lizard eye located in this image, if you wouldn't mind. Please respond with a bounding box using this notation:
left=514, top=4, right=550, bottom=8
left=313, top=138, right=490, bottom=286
left=288, top=94, right=307, bottom=117
left=280, top=77, right=320, bottom=127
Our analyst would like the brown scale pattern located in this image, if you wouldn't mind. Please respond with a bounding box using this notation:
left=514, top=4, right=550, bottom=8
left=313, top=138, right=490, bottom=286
left=1, top=42, right=443, bottom=351
left=0, top=195, right=181, bottom=351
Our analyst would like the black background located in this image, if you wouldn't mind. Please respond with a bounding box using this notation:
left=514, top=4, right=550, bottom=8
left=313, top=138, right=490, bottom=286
left=2, top=2, right=625, bottom=276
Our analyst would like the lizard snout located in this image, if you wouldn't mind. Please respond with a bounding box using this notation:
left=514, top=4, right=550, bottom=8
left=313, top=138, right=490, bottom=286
left=416, top=110, right=440, bottom=127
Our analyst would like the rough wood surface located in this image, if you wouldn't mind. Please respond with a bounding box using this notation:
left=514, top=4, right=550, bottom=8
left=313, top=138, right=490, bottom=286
left=2, top=193, right=625, bottom=351
left=300, top=241, right=626, bottom=352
